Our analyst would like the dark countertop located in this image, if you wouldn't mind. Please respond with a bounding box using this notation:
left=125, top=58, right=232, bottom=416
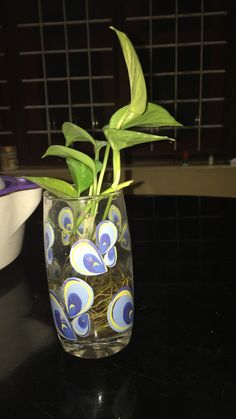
left=0, top=223, right=236, bottom=418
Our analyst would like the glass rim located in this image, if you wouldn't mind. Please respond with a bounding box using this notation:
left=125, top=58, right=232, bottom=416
left=43, top=188, right=122, bottom=202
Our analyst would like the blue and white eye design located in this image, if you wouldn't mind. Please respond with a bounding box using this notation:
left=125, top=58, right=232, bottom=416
left=58, top=207, right=74, bottom=246
left=108, top=205, right=122, bottom=234
left=72, top=313, right=91, bottom=337
left=44, top=221, right=54, bottom=249
left=44, top=221, right=55, bottom=265
left=63, top=277, right=94, bottom=318
left=70, top=239, right=107, bottom=276
left=103, top=246, right=117, bottom=267
left=120, top=223, right=131, bottom=251
left=58, top=207, right=74, bottom=232
left=61, top=230, right=71, bottom=246
left=107, top=287, right=134, bottom=333
left=96, top=221, right=118, bottom=255
left=49, top=290, right=76, bottom=341
left=108, top=206, right=131, bottom=251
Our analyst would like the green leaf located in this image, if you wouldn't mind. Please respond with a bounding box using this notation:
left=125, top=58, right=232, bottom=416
left=110, top=102, right=182, bottom=130
left=94, top=159, right=103, bottom=173
left=66, top=158, right=86, bottom=195
left=110, top=26, right=147, bottom=128
left=24, top=176, right=77, bottom=198
left=67, top=157, right=103, bottom=195
left=62, top=122, right=96, bottom=147
left=104, top=127, right=174, bottom=152
left=43, top=145, right=96, bottom=175
left=109, top=106, right=129, bottom=130
left=62, top=122, right=107, bottom=158
left=94, top=140, right=108, bottom=154
left=102, top=180, right=134, bottom=194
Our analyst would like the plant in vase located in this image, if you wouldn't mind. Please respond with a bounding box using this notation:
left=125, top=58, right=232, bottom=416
left=26, top=27, right=181, bottom=359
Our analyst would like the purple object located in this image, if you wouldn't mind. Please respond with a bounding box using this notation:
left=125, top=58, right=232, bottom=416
left=0, top=175, right=39, bottom=197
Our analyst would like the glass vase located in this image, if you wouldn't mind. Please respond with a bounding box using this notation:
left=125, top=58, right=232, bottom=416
left=43, top=190, right=134, bottom=359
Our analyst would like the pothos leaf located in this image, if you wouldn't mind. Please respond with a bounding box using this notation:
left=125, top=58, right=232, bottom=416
left=94, top=159, right=103, bottom=172
left=62, top=121, right=108, bottom=161
left=62, top=122, right=96, bottom=147
left=109, top=105, right=129, bottom=130
left=66, top=157, right=103, bottom=195
left=42, top=145, right=96, bottom=175
left=110, top=26, right=147, bottom=129
left=94, top=140, right=108, bottom=154
left=24, top=27, right=182, bottom=201
left=24, top=176, right=77, bottom=198
left=66, top=158, right=87, bottom=195
left=104, top=127, right=174, bottom=152
left=109, top=102, right=182, bottom=130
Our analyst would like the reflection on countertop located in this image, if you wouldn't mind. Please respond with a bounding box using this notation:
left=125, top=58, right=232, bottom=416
left=0, top=260, right=55, bottom=381
left=0, top=255, right=236, bottom=417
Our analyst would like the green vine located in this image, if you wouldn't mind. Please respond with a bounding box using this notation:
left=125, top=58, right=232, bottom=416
left=25, top=26, right=181, bottom=203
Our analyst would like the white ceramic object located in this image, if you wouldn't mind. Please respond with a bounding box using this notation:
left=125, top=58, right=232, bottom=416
left=0, top=176, right=42, bottom=269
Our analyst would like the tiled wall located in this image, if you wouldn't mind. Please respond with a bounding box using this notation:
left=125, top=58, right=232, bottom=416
left=125, top=195, right=235, bottom=284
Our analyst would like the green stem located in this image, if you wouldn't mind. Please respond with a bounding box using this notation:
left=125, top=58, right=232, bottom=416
left=112, top=150, right=121, bottom=188
left=89, top=185, right=93, bottom=196
left=90, top=143, right=111, bottom=221
left=100, top=150, right=121, bottom=222
left=76, top=200, right=93, bottom=229
left=92, top=145, right=100, bottom=197
left=95, top=147, right=99, bottom=162
left=97, top=144, right=110, bottom=195
left=75, top=145, right=110, bottom=235
left=92, top=173, right=97, bottom=196
left=102, top=195, right=113, bottom=221
left=90, top=171, right=98, bottom=217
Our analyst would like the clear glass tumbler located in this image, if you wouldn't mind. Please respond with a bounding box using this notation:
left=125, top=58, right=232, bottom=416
left=43, top=190, right=134, bottom=359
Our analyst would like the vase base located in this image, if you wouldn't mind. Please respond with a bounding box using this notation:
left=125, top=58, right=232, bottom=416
left=61, top=332, right=131, bottom=359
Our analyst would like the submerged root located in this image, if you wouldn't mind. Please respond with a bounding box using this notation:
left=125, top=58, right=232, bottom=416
left=87, top=265, right=131, bottom=337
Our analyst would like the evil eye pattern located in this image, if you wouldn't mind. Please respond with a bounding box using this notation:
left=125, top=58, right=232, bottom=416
left=44, top=221, right=54, bottom=248
left=69, top=219, right=119, bottom=275
left=44, top=221, right=54, bottom=265
left=49, top=290, right=76, bottom=341
left=121, top=223, right=131, bottom=251
left=96, top=220, right=118, bottom=255
left=108, top=205, right=131, bottom=251
left=61, top=230, right=71, bottom=246
left=58, top=207, right=74, bottom=246
left=103, top=246, right=117, bottom=267
left=72, top=313, right=91, bottom=337
left=70, top=239, right=107, bottom=276
left=58, top=207, right=74, bottom=231
left=63, top=277, right=94, bottom=318
left=108, top=205, right=122, bottom=235
left=107, top=287, right=134, bottom=333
